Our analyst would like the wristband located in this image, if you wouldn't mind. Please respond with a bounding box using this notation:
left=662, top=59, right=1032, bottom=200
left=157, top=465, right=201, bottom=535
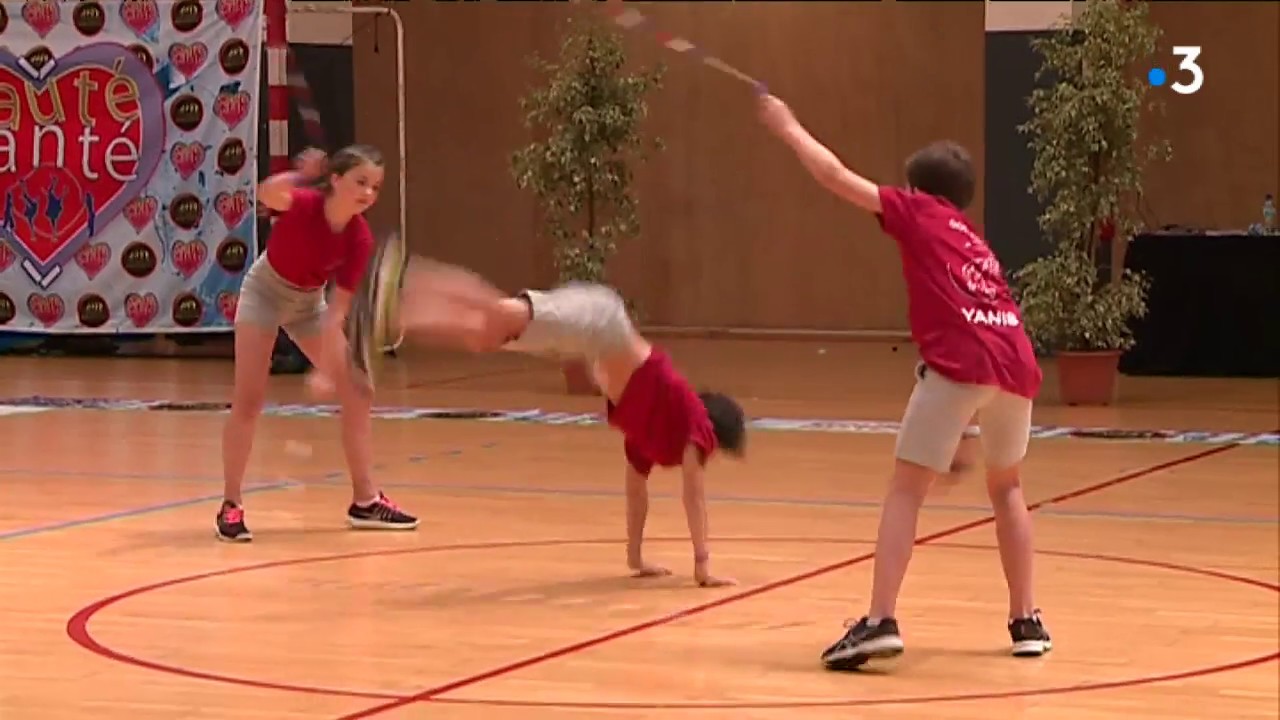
left=961, top=425, right=981, bottom=439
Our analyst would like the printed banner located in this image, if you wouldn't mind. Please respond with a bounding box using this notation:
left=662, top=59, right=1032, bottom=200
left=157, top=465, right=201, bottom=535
left=0, top=0, right=261, bottom=333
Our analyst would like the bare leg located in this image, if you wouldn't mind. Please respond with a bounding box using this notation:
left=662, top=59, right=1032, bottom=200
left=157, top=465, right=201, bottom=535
left=986, top=464, right=1036, bottom=619
left=291, top=332, right=377, bottom=504
left=222, top=324, right=276, bottom=504
left=867, top=460, right=935, bottom=619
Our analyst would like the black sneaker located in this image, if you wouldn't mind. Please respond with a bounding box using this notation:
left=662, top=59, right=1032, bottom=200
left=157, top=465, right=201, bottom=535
left=820, top=616, right=905, bottom=671
left=346, top=492, right=419, bottom=530
left=216, top=501, right=252, bottom=542
left=1009, top=610, right=1052, bottom=657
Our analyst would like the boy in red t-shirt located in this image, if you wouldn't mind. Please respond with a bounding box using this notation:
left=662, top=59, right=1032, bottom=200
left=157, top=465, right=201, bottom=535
left=397, top=263, right=746, bottom=587
left=758, top=94, right=1051, bottom=670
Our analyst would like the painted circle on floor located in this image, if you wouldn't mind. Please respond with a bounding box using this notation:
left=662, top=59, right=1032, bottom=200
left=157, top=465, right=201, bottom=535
left=67, top=537, right=1279, bottom=709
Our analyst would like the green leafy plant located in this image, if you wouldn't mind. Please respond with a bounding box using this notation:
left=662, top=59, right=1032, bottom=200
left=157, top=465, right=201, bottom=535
left=1015, top=247, right=1150, bottom=352
left=511, top=14, right=664, bottom=292
left=1013, top=0, right=1171, bottom=353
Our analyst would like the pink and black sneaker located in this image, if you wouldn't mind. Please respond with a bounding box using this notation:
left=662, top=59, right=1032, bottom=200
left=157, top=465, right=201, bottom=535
left=216, top=500, right=253, bottom=542
left=346, top=492, right=418, bottom=530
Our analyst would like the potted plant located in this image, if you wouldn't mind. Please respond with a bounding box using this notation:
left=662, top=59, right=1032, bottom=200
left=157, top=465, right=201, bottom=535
left=1013, top=0, right=1171, bottom=406
left=1014, top=247, right=1150, bottom=405
left=511, top=13, right=664, bottom=395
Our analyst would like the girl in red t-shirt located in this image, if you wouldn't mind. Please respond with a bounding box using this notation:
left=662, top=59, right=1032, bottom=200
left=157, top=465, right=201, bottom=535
left=217, top=146, right=417, bottom=542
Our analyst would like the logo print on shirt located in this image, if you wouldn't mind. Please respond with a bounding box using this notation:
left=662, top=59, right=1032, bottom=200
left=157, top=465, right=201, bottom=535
left=945, top=219, right=1021, bottom=328
left=945, top=219, right=1005, bottom=303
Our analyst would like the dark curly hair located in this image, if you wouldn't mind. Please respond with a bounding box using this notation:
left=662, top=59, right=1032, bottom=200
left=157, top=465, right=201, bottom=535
left=904, top=140, right=975, bottom=210
left=699, top=391, right=747, bottom=458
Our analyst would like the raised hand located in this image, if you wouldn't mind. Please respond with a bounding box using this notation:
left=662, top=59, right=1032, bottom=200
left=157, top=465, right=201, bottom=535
left=757, top=94, right=798, bottom=136
left=295, top=147, right=328, bottom=179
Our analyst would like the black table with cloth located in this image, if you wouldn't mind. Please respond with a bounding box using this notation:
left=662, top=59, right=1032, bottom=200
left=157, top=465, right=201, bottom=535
left=1119, top=231, right=1280, bottom=378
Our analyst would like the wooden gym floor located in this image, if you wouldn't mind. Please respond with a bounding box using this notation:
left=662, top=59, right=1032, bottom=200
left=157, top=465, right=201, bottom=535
left=1, top=339, right=1276, bottom=719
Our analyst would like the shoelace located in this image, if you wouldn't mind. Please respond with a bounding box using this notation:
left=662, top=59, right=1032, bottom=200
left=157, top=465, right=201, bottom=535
left=375, top=493, right=402, bottom=512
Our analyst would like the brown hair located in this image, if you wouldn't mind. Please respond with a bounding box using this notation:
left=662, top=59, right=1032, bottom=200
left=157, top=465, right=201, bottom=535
left=317, top=144, right=384, bottom=194
left=904, top=141, right=975, bottom=210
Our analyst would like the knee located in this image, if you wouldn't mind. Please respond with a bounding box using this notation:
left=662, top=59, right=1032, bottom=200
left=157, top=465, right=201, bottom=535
left=985, top=464, right=1023, bottom=497
left=891, top=459, right=937, bottom=502
left=229, top=389, right=267, bottom=419
left=337, top=380, right=373, bottom=412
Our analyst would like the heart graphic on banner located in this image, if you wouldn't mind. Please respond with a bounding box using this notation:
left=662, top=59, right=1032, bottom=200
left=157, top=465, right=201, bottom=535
left=213, top=89, right=250, bottom=130
left=124, top=195, right=158, bottom=233
left=216, top=290, right=237, bottom=322
left=170, top=142, right=206, bottom=181
left=119, top=0, right=160, bottom=39
left=124, top=290, right=159, bottom=327
left=27, top=292, right=64, bottom=327
left=215, top=0, right=254, bottom=31
left=0, top=44, right=165, bottom=283
left=74, top=241, right=111, bottom=280
left=168, top=41, right=208, bottom=78
left=172, top=239, right=207, bottom=279
left=214, top=189, right=250, bottom=229
left=21, top=0, right=61, bottom=39
left=0, top=242, right=15, bottom=273
left=0, top=242, right=15, bottom=272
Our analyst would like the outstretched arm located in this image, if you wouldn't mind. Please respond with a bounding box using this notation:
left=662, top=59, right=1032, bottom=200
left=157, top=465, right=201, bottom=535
left=680, top=445, right=735, bottom=588
left=757, top=95, right=882, bottom=215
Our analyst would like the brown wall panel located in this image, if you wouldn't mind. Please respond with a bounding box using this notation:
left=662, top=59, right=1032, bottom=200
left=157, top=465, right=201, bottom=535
left=352, top=0, right=985, bottom=332
left=349, top=1, right=1276, bottom=333
left=1142, top=2, right=1280, bottom=232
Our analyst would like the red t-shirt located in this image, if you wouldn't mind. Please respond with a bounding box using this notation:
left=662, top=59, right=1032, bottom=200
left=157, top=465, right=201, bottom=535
left=877, top=186, right=1041, bottom=399
left=606, top=348, right=718, bottom=476
left=265, top=187, right=374, bottom=291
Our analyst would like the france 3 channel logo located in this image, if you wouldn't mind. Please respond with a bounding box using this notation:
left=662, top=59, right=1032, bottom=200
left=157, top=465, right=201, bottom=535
left=1147, top=46, right=1204, bottom=95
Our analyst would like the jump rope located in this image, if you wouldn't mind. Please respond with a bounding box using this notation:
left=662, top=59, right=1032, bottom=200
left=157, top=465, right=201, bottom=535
left=600, top=1, right=767, bottom=95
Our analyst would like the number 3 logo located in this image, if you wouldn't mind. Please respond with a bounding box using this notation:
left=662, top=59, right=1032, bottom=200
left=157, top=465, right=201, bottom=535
left=1171, top=46, right=1204, bottom=95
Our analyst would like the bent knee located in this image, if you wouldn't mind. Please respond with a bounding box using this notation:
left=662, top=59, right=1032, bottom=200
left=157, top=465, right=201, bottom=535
left=985, top=463, right=1023, bottom=494
left=892, top=458, right=938, bottom=500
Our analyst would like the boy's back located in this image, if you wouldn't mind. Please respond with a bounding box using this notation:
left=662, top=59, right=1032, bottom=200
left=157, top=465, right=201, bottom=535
left=877, top=186, right=1041, bottom=400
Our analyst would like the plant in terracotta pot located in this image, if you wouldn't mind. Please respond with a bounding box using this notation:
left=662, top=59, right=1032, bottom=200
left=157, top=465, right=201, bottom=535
left=1014, top=247, right=1149, bottom=405
left=511, top=13, right=664, bottom=395
left=1013, top=0, right=1171, bottom=406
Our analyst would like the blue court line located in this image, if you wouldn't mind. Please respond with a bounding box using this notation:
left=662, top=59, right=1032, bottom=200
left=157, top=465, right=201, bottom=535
left=374, top=481, right=1280, bottom=527
left=0, top=480, right=298, bottom=541
left=2, top=464, right=1275, bottom=527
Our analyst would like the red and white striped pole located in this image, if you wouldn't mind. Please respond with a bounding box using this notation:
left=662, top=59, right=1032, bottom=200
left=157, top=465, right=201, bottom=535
left=265, top=0, right=290, bottom=176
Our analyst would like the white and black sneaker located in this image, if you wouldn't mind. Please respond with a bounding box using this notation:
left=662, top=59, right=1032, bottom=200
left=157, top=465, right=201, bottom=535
left=1009, top=610, right=1052, bottom=657
left=820, top=616, right=905, bottom=671
left=346, top=492, right=419, bottom=530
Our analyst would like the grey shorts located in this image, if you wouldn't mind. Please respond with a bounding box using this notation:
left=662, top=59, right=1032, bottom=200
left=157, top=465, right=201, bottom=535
left=895, top=363, right=1033, bottom=474
left=235, top=254, right=327, bottom=338
left=502, top=283, right=634, bottom=359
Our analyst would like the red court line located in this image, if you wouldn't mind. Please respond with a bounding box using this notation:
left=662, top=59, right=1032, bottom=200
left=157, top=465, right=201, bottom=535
left=66, top=536, right=1278, bottom=709
left=333, top=443, right=1242, bottom=719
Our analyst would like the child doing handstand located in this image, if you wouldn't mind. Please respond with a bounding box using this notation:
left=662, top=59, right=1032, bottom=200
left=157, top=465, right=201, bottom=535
left=399, top=262, right=747, bottom=588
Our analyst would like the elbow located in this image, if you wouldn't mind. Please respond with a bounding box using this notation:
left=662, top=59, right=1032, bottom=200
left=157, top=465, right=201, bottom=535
left=814, top=162, right=848, bottom=193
